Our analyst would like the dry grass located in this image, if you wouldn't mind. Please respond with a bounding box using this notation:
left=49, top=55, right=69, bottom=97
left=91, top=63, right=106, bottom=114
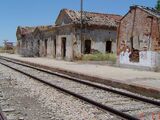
left=82, top=53, right=117, bottom=63
left=0, top=47, right=15, bottom=54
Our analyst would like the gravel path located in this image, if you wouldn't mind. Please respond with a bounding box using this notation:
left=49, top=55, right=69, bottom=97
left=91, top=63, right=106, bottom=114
left=1, top=53, right=160, bottom=80
left=0, top=64, right=121, bottom=120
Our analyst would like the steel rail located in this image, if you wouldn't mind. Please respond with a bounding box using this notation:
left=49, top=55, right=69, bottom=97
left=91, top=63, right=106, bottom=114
left=0, top=59, right=139, bottom=120
left=0, top=56, right=160, bottom=107
left=0, top=108, right=7, bottom=120
left=0, top=114, right=7, bottom=120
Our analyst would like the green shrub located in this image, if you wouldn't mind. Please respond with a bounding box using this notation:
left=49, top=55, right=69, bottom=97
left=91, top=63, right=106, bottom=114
left=82, top=53, right=116, bottom=62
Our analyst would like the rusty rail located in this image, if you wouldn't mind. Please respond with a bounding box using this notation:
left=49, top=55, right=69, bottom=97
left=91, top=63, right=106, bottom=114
left=0, top=108, right=7, bottom=120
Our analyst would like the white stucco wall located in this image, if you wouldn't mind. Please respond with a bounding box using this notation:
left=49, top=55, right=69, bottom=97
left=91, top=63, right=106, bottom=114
left=119, top=51, right=159, bottom=68
left=92, top=41, right=105, bottom=53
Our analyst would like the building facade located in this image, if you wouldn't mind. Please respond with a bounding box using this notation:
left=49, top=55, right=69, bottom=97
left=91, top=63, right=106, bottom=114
left=16, top=9, right=122, bottom=60
left=117, top=6, right=160, bottom=69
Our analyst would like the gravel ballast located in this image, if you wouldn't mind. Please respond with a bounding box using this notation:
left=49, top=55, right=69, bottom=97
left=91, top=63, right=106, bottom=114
left=0, top=64, right=120, bottom=120
left=1, top=59, right=159, bottom=120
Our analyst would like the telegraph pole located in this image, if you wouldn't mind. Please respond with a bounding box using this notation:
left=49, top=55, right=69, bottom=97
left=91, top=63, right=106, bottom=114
left=80, top=0, right=83, bottom=53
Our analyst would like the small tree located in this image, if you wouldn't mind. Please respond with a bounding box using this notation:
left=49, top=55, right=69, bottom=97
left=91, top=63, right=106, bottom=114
left=156, top=0, right=160, bottom=11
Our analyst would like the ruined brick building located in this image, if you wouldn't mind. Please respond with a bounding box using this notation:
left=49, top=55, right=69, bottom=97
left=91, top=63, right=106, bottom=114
left=118, top=5, right=160, bottom=52
left=117, top=5, right=160, bottom=69
left=16, top=9, right=122, bottom=60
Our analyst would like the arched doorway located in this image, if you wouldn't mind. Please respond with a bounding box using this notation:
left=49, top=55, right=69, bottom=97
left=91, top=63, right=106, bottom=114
left=84, top=40, right=91, bottom=54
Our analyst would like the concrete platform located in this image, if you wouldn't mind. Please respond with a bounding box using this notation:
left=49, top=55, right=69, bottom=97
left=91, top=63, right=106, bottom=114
left=0, top=53, right=160, bottom=99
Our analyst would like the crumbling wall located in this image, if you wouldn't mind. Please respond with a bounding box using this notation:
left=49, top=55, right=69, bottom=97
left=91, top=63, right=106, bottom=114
left=119, top=51, right=159, bottom=69
left=151, top=18, right=160, bottom=51
left=55, top=10, right=72, bottom=26
left=39, top=40, right=45, bottom=57
left=44, top=31, right=56, bottom=58
left=32, top=39, right=40, bottom=57
left=56, top=35, right=73, bottom=60
left=158, top=52, right=160, bottom=70
left=118, top=7, right=160, bottom=67
left=55, top=25, right=74, bottom=60
left=118, top=7, right=160, bottom=52
left=46, top=37, right=54, bottom=58
left=20, top=35, right=34, bottom=57
left=75, top=28, right=117, bottom=54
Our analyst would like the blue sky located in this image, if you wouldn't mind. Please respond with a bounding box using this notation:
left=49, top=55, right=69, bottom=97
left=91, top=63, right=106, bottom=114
left=0, top=0, right=157, bottom=46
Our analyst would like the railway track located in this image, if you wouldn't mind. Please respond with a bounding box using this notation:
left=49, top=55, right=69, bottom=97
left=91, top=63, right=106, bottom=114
left=0, top=108, right=7, bottom=120
left=0, top=113, right=6, bottom=120
left=0, top=56, right=160, bottom=120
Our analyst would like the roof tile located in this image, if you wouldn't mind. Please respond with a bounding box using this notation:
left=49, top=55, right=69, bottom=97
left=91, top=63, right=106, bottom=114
left=63, top=9, right=122, bottom=27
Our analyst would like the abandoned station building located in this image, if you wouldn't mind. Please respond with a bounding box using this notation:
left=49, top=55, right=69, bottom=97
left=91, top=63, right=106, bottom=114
left=16, top=9, right=122, bottom=60
left=117, top=5, right=160, bottom=69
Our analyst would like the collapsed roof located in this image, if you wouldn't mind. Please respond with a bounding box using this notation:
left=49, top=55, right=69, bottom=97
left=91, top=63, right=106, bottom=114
left=17, top=26, right=36, bottom=36
left=56, top=9, right=122, bottom=28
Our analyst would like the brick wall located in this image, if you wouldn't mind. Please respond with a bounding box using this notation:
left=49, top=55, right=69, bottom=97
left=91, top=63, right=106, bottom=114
left=118, top=7, right=160, bottom=53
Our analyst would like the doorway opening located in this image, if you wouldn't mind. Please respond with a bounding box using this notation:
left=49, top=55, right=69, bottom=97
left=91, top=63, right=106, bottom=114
left=61, top=37, right=66, bottom=58
left=106, top=41, right=112, bottom=53
left=84, top=40, right=91, bottom=54
left=37, top=40, right=40, bottom=57
left=45, top=39, right=48, bottom=56
left=54, top=39, right=56, bottom=57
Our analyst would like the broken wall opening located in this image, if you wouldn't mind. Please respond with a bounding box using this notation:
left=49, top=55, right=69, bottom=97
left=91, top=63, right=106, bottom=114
left=129, top=36, right=140, bottom=62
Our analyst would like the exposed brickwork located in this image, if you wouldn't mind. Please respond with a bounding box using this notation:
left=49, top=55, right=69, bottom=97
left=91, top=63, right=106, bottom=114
left=118, top=6, right=160, bottom=53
